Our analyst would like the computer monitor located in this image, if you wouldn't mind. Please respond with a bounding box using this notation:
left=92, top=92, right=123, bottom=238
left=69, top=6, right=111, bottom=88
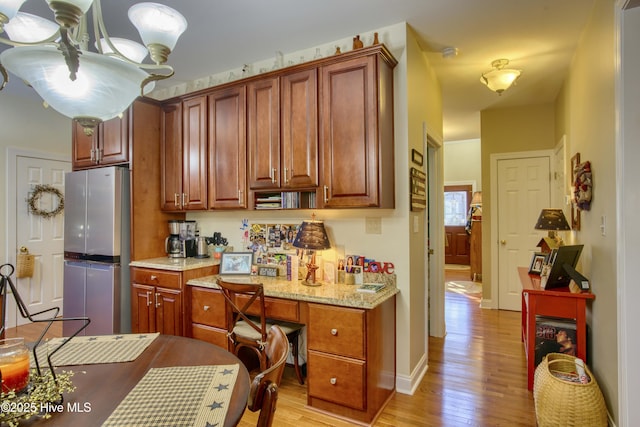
left=542, top=244, right=584, bottom=289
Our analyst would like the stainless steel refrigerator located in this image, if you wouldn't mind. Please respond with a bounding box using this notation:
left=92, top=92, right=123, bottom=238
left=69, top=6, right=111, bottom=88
left=63, top=166, right=130, bottom=336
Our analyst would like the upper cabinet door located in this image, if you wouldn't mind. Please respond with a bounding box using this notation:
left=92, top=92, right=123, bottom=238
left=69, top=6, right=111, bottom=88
left=248, top=77, right=280, bottom=190
left=281, top=69, right=318, bottom=189
left=100, top=113, right=130, bottom=166
left=320, top=55, right=379, bottom=208
left=72, top=121, right=98, bottom=169
left=208, top=86, right=247, bottom=209
left=160, top=101, right=183, bottom=211
left=181, top=96, right=208, bottom=210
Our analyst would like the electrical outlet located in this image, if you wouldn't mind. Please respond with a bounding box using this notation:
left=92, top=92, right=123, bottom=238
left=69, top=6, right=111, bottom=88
left=365, top=217, right=382, bottom=234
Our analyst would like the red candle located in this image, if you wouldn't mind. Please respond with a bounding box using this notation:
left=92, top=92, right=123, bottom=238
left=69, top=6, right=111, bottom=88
left=0, top=338, right=30, bottom=394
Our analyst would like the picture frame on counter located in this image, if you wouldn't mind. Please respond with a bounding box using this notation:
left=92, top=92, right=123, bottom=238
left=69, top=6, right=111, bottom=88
left=220, top=252, right=253, bottom=275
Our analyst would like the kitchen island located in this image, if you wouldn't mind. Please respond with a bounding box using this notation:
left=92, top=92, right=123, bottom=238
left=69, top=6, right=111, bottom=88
left=187, top=273, right=398, bottom=425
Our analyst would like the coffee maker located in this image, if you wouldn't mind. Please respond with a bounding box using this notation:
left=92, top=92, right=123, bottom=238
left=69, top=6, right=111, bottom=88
left=166, top=220, right=183, bottom=258
left=165, top=220, right=198, bottom=258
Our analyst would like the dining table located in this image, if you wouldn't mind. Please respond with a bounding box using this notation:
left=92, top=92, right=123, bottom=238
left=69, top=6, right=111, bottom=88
left=17, top=334, right=250, bottom=427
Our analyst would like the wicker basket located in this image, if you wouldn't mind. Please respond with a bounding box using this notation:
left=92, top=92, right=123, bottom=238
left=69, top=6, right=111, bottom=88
left=16, top=246, right=34, bottom=278
left=533, top=353, right=607, bottom=427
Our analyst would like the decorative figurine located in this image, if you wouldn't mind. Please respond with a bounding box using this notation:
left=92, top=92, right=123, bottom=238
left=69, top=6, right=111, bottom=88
left=372, top=32, right=380, bottom=45
left=353, top=35, right=363, bottom=49
left=334, top=46, right=342, bottom=55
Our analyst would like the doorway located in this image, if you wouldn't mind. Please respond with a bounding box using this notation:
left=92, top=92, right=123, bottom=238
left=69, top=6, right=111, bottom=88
left=444, top=185, right=471, bottom=265
left=6, top=148, right=71, bottom=328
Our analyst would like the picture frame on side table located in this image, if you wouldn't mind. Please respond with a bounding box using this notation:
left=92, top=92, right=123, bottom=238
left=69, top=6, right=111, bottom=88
left=220, top=252, right=253, bottom=275
left=529, top=252, right=547, bottom=275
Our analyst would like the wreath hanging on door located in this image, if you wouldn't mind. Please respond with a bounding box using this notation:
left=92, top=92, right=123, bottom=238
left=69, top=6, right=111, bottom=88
left=28, top=184, right=64, bottom=218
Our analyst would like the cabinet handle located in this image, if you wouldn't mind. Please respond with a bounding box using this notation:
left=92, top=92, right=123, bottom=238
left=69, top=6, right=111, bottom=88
left=90, top=148, right=96, bottom=163
left=182, top=193, right=187, bottom=207
left=330, top=377, right=337, bottom=385
left=174, top=193, right=179, bottom=207
left=155, top=293, right=161, bottom=308
left=145, top=291, right=152, bottom=306
left=238, top=189, right=243, bottom=200
left=203, top=305, right=210, bottom=311
left=324, top=185, right=329, bottom=203
left=271, top=168, right=277, bottom=184
left=150, top=275, right=157, bottom=281
left=97, top=148, right=103, bottom=163
left=330, top=328, right=338, bottom=336
left=283, top=167, right=289, bottom=184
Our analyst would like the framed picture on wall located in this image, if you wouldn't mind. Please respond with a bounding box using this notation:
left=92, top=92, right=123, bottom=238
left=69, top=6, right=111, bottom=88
left=570, top=152, right=581, bottom=230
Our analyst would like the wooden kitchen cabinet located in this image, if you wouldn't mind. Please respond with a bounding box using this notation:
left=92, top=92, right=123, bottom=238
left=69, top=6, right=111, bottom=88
left=306, top=297, right=396, bottom=424
left=160, top=96, right=208, bottom=211
left=208, top=85, right=247, bottom=209
left=249, top=69, right=319, bottom=191
left=188, top=286, right=228, bottom=349
left=319, top=47, right=396, bottom=208
left=72, top=111, right=129, bottom=170
left=130, top=265, right=216, bottom=336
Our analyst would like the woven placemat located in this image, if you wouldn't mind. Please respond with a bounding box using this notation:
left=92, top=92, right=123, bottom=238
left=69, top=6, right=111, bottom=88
left=102, top=364, right=239, bottom=427
left=30, top=333, right=159, bottom=367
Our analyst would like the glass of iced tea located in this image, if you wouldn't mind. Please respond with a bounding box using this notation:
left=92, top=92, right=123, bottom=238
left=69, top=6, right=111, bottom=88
left=0, top=338, right=30, bottom=394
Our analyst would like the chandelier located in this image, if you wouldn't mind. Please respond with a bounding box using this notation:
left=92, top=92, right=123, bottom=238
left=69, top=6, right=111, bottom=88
left=0, top=1, right=187, bottom=135
left=480, top=59, right=521, bottom=95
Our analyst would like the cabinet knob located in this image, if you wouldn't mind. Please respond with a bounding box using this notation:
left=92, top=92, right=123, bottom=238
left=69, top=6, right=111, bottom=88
left=330, top=377, right=337, bottom=385
left=330, top=328, right=338, bottom=336
left=150, top=275, right=157, bottom=281
left=203, top=305, right=210, bottom=311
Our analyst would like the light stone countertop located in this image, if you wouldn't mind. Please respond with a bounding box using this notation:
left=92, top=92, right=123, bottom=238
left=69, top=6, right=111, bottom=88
left=187, top=273, right=398, bottom=309
left=129, top=257, right=220, bottom=272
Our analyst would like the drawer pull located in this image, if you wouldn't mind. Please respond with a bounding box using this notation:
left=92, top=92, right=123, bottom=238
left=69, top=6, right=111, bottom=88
left=330, top=377, right=337, bottom=385
left=203, top=305, right=210, bottom=311
left=150, top=275, right=157, bottom=281
left=330, top=328, right=338, bottom=336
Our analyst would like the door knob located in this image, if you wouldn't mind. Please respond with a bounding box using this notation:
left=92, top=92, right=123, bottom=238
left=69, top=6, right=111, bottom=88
left=500, top=240, right=506, bottom=245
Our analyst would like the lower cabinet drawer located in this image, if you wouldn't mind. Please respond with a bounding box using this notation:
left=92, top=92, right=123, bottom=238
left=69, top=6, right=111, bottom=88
left=307, top=303, right=365, bottom=359
left=131, top=267, right=181, bottom=289
left=237, top=295, right=300, bottom=322
left=192, top=323, right=229, bottom=349
left=191, top=287, right=226, bottom=328
left=307, top=350, right=365, bottom=410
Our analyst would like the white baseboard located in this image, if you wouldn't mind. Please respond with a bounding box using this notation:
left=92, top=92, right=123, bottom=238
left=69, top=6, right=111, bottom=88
left=395, top=352, right=428, bottom=395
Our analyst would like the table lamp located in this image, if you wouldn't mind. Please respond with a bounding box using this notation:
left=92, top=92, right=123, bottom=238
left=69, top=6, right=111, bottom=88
left=534, top=208, right=571, bottom=249
left=292, top=216, right=331, bottom=286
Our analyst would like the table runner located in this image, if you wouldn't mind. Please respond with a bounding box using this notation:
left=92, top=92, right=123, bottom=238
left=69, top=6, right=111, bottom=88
left=102, top=364, right=240, bottom=427
left=30, top=333, right=159, bottom=367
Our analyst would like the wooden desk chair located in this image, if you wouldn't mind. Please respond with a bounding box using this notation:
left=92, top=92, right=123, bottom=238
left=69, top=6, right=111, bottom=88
left=216, top=277, right=305, bottom=384
left=247, top=325, right=289, bottom=427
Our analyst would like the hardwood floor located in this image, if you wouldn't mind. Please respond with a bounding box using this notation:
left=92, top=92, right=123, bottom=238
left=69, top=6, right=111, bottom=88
left=4, top=267, right=537, bottom=426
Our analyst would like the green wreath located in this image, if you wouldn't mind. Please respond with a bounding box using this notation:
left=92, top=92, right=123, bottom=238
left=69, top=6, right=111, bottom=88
left=28, top=185, right=64, bottom=218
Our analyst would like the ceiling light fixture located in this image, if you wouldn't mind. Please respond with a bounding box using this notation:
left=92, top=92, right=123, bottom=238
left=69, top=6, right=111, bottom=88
left=0, top=0, right=187, bottom=135
left=480, top=58, right=521, bottom=95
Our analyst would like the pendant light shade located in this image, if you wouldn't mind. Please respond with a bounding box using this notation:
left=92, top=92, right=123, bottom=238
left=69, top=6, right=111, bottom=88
left=128, top=2, right=187, bottom=64
left=3, top=12, right=58, bottom=42
left=1, top=45, right=155, bottom=128
left=0, top=1, right=186, bottom=134
left=480, top=59, right=521, bottom=95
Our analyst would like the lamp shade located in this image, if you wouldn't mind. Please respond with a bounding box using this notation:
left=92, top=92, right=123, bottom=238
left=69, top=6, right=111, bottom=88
left=96, top=37, right=148, bottom=63
left=292, top=220, right=331, bottom=251
left=480, top=59, right=521, bottom=95
left=534, top=209, right=571, bottom=231
left=0, top=0, right=26, bottom=22
left=128, top=3, right=187, bottom=52
left=0, top=45, right=154, bottom=123
left=4, top=12, right=58, bottom=42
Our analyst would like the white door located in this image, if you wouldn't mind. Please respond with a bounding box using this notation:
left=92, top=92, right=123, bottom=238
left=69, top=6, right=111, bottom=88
left=9, top=155, right=71, bottom=327
left=497, top=156, right=550, bottom=310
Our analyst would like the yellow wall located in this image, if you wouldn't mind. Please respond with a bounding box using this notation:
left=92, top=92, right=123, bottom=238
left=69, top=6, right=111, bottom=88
left=555, top=0, right=618, bottom=420
left=480, top=104, right=556, bottom=301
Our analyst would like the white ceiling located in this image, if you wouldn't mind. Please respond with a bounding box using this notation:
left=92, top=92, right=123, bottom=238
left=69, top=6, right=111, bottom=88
left=1, top=0, right=596, bottom=142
